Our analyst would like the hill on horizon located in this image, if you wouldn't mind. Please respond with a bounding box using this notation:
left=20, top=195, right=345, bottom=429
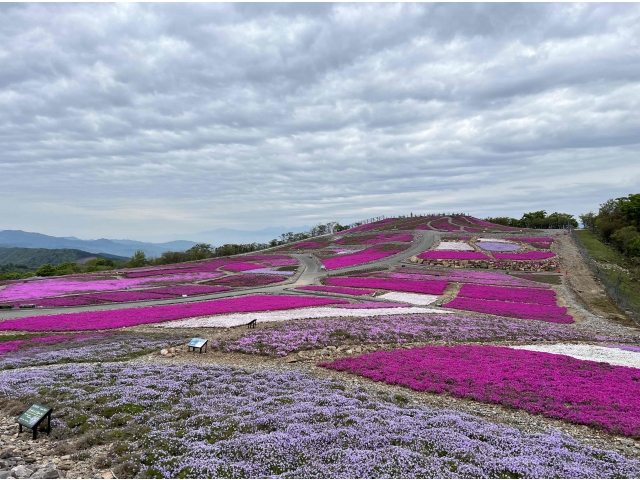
left=0, top=247, right=128, bottom=268
left=0, top=230, right=197, bottom=258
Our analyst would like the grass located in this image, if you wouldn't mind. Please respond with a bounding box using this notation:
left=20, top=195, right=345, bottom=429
left=276, top=266, right=298, bottom=271
left=575, top=230, right=640, bottom=314
left=575, top=230, right=627, bottom=265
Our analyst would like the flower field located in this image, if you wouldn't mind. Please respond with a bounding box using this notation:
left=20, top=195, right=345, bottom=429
left=321, top=345, right=640, bottom=437
left=207, top=274, right=286, bottom=287
left=511, top=344, right=640, bottom=369
left=321, top=246, right=402, bottom=270
left=475, top=241, right=521, bottom=252
left=417, top=251, right=491, bottom=260
left=0, top=295, right=348, bottom=332
left=0, top=272, right=225, bottom=302
left=434, top=241, right=476, bottom=251
left=0, top=332, right=187, bottom=370
left=295, top=285, right=376, bottom=296
left=444, top=297, right=573, bottom=323
left=493, top=251, right=556, bottom=260
left=1, top=363, right=637, bottom=478
left=457, top=284, right=558, bottom=305
left=212, top=314, right=620, bottom=356
left=2, top=221, right=639, bottom=477
left=326, top=277, right=448, bottom=294
left=157, top=306, right=442, bottom=329
left=370, top=268, right=548, bottom=288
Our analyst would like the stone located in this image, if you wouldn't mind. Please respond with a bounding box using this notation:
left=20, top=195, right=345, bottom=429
left=102, top=473, right=113, bottom=479
left=30, top=463, right=60, bottom=479
left=326, top=346, right=337, bottom=351
left=0, top=452, right=12, bottom=461
left=354, top=346, right=362, bottom=353
left=283, top=357, right=297, bottom=363
left=56, top=463, right=72, bottom=471
left=168, top=347, right=176, bottom=354
left=346, top=349, right=353, bottom=354
left=59, top=456, right=71, bottom=461
left=160, top=349, right=169, bottom=356
left=9, top=465, right=33, bottom=479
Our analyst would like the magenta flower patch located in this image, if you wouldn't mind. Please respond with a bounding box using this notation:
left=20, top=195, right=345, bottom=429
left=0, top=295, right=348, bottom=332
left=295, top=286, right=376, bottom=296
left=444, top=297, right=572, bottom=323
left=418, top=251, right=491, bottom=260
left=458, top=284, right=557, bottom=305
left=320, top=345, right=640, bottom=437
left=326, top=277, right=448, bottom=295
left=322, top=247, right=402, bottom=270
left=493, top=252, right=556, bottom=260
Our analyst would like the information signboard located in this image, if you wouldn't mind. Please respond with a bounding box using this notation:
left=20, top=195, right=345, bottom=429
left=188, top=338, right=208, bottom=353
left=16, top=404, right=52, bottom=439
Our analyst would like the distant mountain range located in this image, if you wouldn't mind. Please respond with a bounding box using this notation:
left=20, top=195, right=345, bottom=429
left=0, top=247, right=128, bottom=267
left=0, top=230, right=197, bottom=258
left=181, top=226, right=312, bottom=246
left=0, top=225, right=312, bottom=258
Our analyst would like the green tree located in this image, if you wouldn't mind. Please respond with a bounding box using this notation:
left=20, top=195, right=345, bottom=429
left=619, top=194, right=640, bottom=227
left=36, top=264, right=57, bottom=277
left=186, top=243, right=214, bottom=261
left=580, top=212, right=596, bottom=229
left=611, top=226, right=639, bottom=255
left=128, top=250, right=148, bottom=268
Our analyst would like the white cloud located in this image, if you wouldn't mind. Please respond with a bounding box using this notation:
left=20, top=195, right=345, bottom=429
left=1, top=4, right=639, bottom=238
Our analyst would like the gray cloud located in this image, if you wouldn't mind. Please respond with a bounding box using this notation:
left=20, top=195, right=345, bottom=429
left=0, top=3, right=639, bottom=240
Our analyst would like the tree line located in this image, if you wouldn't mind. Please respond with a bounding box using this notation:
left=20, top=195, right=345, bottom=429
left=580, top=194, right=640, bottom=258
left=485, top=211, right=578, bottom=229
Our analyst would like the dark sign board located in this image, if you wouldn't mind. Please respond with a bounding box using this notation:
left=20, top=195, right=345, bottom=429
left=16, top=404, right=52, bottom=439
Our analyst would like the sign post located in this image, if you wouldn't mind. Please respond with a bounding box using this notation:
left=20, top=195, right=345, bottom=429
left=188, top=338, right=208, bottom=354
left=16, top=404, right=52, bottom=440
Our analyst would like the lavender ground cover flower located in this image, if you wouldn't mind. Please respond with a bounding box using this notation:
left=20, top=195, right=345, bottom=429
left=295, top=286, right=376, bottom=296
left=444, top=297, right=573, bottom=324
left=458, top=284, right=558, bottom=305
left=322, top=246, right=402, bottom=270
left=0, top=272, right=224, bottom=302
left=321, top=345, right=640, bottom=437
left=208, top=274, right=286, bottom=287
left=608, top=345, right=640, bottom=352
left=494, top=252, right=557, bottom=260
left=338, top=301, right=410, bottom=309
left=475, top=242, right=522, bottom=252
left=1, top=363, right=638, bottom=478
left=0, top=295, right=348, bottom=332
left=0, top=333, right=187, bottom=370
left=418, top=251, right=492, bottom=260
left=212, top=314, right=612, bottom=357
left=327, top=277, right=448, bottom=295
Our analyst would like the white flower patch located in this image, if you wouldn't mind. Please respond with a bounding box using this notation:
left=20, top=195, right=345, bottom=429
left=477, top=238, right=512, bottom=243
left=510, top=344, right=640, bottom=369
left=434, top=242, right=475, bottom=251
left=379, top=292, right=439, bottom=305
left=156, top=306, right=449, bottom=329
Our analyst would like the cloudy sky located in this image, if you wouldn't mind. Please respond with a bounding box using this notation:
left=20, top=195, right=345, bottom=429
left=1, top=3, right=639, bottom=241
